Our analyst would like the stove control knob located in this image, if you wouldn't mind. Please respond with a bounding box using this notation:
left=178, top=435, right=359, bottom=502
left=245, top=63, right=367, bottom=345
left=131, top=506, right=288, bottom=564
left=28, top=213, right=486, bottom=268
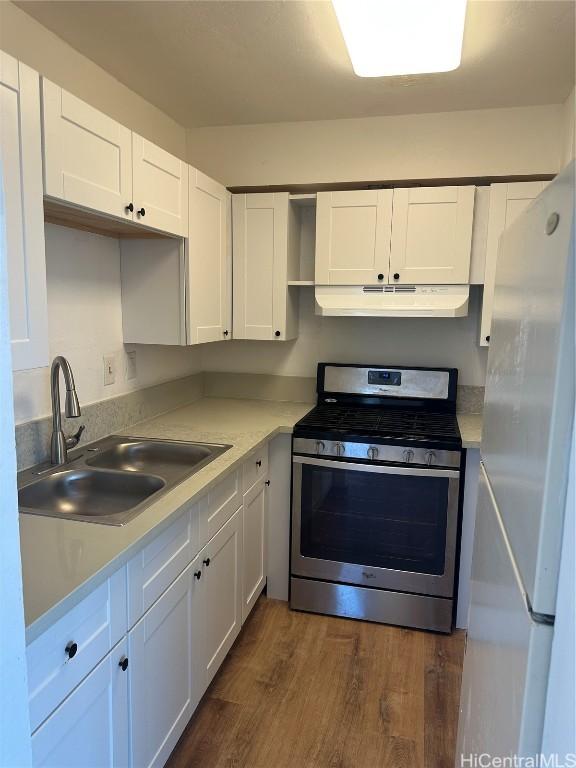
left=315, top=440, right=325, bottom=455
left=334, top=442, right=345, bottom=457
left=402, top=449, right=414, bottom=464
left=367, top=446, right=379, bottom=461
left=425, top=450, right=436, bottom=466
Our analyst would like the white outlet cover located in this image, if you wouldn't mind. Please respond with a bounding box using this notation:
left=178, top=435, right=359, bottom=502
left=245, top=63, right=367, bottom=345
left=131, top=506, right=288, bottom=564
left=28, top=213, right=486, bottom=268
left=126, top=350, right=137, bottom=381
left=103, top=354, right=116, bottom=386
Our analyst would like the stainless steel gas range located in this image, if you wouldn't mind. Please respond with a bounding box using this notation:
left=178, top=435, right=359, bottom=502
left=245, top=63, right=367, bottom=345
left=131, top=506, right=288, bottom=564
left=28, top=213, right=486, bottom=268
left=290, top=363, right=464, bottom=633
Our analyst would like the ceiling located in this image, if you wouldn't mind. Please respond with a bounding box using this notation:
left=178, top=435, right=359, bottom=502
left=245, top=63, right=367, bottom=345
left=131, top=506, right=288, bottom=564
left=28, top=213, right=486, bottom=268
left=16, top=0, right=576, bottom=128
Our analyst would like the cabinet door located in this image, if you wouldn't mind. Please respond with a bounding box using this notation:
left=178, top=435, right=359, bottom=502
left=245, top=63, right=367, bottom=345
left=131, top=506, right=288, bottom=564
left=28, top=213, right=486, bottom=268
left=233, top=192, right=296, bottom=340
left=479, top=181, right=547, bottom=346
left=129, top=559, right=202, bottom=768
left=202, top=508, right=243, bottom=686
left=315, top=190, right=393, bottom=285
left=390, top=186, right=475, bottom=284
left=132, top=134, right=188, bottom=236
left=187, top=168, right=232, bottom=343
left=0, top=55, right=48, bottom=370
left=42, top=79, right=133, bottom=220
left=31, top=640, right=129, bottom=768
left=242, top=479, right=267, bottom=623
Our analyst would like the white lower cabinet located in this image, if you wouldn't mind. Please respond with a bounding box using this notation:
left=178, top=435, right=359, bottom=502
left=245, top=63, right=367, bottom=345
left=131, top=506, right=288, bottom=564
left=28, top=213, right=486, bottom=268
left=28, top=453, right=269, bottom=768
left=201, top=507, right=243, bottom=686
left=129, top=557, right=203, bottom=768
left=242, top=479, right=268, bottom=623
left=31, top=639, right=129, bottom=768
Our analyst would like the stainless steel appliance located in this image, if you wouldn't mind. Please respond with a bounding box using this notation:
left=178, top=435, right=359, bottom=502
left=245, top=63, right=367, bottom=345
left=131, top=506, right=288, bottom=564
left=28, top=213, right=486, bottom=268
left=290, top=363, right=463, bottom=633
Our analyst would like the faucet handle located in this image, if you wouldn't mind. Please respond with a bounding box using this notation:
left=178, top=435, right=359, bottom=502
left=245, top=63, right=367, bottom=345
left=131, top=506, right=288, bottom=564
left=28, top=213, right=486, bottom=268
left=65, top=424, right=85, bottom=449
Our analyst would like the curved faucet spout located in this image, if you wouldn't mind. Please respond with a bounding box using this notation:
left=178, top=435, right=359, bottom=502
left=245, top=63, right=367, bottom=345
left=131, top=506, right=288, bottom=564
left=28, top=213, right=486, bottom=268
left=50, top=356, right=83, bottom=465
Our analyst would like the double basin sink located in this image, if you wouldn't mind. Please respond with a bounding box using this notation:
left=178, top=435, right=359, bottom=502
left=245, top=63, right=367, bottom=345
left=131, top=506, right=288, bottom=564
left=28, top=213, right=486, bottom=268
left=18, top=436, right=231, bottom=526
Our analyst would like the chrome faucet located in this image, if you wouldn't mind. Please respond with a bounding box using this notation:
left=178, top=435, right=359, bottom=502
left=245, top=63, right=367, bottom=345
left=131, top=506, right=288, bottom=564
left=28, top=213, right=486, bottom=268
left=50, top=356, right=85, bottom=465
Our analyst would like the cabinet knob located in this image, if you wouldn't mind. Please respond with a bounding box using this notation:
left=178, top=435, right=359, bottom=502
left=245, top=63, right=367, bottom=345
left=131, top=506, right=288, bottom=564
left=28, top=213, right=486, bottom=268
left=377, top=273, right=384, bottom=281
left=256, top=460, right=262, bottom=467
left=393, top=273, right=400, bottom=280
left=118, top=656, right=129, bottom=672
left=223, top=330, right=229, bottom=336
left=137, top=207, right=146, bottom=217
left=485, top=335, right=490, bottom=342
left=194, top=570, right=202, bottom=580
left=274, top=330, right=281, bottom=337
left=203, top=558, right=211, bottom=567
left=125, top=202, right=134, bottom=213
left=265, top=480, right=271, bottom=486
left=65, top=641, right=78, bottom=659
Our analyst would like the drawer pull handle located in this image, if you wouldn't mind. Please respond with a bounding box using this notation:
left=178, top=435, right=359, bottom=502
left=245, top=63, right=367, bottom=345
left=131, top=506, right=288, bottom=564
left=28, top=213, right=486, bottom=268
left=203, top=558, right=211, bottom=567
left=256, top=460, right=262, bottom=467
left=194, top=570, right=202, bottom=580
left=65, top=641, right=78, bottom=659
left=118, top=656, right=129, bottom=672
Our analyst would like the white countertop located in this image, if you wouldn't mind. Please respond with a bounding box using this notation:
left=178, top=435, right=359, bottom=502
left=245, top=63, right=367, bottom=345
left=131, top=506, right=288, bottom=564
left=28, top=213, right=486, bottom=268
left=20, top=397, right=483, bottom=642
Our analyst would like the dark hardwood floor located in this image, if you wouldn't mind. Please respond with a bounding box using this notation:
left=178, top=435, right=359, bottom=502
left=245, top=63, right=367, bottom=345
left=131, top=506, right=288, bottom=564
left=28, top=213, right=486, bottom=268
left=166, top=597, right=465, bottom=768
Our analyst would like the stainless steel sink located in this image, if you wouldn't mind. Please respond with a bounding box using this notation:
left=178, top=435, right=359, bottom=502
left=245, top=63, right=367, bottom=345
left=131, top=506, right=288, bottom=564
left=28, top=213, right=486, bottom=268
left=19, top=469, right=165, bottom=519
left=86, top=439, right=216, bottom=481
left=18, top=436, right=231, bottom=526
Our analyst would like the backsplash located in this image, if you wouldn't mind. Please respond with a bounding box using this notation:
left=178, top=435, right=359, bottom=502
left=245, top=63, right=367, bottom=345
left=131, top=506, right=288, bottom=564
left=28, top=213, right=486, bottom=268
left=15, top=371, right=484, bottom=470
left=15, top=373, right=203, bottom=470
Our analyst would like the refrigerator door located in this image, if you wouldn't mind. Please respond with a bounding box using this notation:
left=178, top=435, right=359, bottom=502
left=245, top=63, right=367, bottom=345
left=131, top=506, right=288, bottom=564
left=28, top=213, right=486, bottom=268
left=482, top=163, right=575, bottom=616
left=456, top=465, right=554, bottom=761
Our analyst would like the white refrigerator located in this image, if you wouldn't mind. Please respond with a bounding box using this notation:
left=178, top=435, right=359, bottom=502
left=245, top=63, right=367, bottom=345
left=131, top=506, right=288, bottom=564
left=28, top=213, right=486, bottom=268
left=456, top=162, right=575, bottom=763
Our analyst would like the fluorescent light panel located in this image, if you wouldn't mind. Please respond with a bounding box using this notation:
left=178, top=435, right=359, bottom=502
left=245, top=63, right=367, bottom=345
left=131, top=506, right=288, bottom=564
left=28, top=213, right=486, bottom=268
left=332, top=0, right=468, bottom=78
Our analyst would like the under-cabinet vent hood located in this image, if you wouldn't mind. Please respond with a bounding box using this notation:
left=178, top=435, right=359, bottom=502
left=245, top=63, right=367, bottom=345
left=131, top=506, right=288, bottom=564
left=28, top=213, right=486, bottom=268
left=315, top=285, right=469, bottom=317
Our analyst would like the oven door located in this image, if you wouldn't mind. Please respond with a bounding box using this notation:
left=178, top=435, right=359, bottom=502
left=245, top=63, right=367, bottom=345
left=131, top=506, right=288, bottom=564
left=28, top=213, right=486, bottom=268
left=291, top=455, right=460, bottom=598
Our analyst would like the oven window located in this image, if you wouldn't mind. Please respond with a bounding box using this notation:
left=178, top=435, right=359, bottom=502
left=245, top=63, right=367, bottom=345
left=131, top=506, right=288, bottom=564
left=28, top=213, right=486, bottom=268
left=299, top=463, right=450, bottom=575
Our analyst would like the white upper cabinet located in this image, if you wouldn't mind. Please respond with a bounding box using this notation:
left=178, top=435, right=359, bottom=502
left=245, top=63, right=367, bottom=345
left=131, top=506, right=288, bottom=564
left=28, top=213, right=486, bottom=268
left=42, top=80, right=186, bottom=236
left=233, top=192, right=299, bottom=340
left=132, top=133, right=188, bottom=236
left=187, top=168, right=232, bottom=343
left=390, top=186, right=475, bottom=284
left=42, top=79, right=133, bottom=221
left=480, top=181, right=548, bottom=346
left=315, top=190, right=393, bottom=285
left=1, top=54, right=49, bottom=371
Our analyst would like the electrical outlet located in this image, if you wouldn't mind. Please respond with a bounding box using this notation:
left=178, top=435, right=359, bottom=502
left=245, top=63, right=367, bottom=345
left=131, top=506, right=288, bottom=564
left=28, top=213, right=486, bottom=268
left=126, top=350, right=137, bottom=381
left=103, top=354, right=116, bottom=386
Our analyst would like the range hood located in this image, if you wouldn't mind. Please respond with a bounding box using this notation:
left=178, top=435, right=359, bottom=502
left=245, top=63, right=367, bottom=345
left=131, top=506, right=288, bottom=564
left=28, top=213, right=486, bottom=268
left=315, top=285, right=469, bottom=318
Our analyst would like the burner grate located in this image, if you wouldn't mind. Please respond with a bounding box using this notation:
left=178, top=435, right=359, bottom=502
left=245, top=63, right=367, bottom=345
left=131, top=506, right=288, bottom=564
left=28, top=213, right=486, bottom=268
left=296, top=406, right=460, bottom=439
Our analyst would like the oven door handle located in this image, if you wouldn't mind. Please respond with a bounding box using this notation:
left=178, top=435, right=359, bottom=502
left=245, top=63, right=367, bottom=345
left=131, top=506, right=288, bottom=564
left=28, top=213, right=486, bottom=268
left=292, top=455, right=460, bottom=479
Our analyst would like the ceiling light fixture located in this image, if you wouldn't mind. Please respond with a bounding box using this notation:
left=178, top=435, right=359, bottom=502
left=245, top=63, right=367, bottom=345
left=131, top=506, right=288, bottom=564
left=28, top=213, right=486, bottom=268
left=332, top=0, right=468, bottom=78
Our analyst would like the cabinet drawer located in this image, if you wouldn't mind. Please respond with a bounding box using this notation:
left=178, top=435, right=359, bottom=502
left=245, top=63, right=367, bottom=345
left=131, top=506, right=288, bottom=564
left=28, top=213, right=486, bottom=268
left=242, top=446, right=269, bottom=493
left=200, top=470, right=241, bottom=546
left=27, top=568, right=127, bottom=733
left=127, top=498, right=201, bottom=627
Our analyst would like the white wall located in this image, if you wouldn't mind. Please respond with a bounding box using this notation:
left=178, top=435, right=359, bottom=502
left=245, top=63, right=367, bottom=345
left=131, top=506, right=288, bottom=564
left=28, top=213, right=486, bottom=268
left=0, top=1, right=186, bottom=159
left=561, top=86, right=575, bottom=167
left=12, top=225, right=202, bottom=424
left=187, top=104, right=564, bottom=188
left=200, top=286, right=488, bottom=386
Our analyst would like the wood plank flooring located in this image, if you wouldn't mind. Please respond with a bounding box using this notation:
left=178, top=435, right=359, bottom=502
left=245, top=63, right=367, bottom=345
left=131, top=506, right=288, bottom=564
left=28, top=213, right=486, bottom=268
left=166, top=597, right=465, bottom=768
